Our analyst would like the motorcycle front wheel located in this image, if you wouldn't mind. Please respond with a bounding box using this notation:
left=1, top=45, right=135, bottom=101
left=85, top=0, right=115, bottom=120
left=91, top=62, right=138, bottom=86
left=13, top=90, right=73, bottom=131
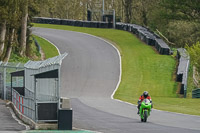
left=144, top=110, right=148, bottom=122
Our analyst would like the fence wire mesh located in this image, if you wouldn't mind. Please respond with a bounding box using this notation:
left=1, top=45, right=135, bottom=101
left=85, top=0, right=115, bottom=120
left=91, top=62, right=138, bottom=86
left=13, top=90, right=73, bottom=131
left=0, top=62, right=24, bottom=100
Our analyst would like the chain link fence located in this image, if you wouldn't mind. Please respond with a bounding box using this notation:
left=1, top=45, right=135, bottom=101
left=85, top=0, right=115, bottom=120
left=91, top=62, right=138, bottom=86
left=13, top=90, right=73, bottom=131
left=0, top=62, right=24, bottom=100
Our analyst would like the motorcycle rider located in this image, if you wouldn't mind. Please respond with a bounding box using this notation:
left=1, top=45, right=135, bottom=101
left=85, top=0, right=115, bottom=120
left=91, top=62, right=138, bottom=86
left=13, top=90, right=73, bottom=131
left=137, top=91, right=152, bottom=114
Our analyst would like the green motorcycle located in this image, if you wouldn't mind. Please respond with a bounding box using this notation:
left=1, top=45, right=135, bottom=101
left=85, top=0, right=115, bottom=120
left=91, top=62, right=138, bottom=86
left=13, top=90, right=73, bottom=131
left=139, top=99, right=152, bottom=122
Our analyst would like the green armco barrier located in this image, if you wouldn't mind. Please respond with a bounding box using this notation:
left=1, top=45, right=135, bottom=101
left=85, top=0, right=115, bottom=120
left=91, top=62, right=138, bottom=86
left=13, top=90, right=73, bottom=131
left=192, top=89, right=200, bottom=98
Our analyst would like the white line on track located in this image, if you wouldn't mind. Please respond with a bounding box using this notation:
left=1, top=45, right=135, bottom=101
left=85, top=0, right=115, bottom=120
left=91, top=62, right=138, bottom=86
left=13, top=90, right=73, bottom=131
left=75, top=32, right=122, bottom=100
left=73, top=127, right=102, bottom=133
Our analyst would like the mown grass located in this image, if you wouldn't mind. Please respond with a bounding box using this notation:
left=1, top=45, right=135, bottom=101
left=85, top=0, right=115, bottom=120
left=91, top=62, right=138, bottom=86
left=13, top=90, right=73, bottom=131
left=32, top=35, right=59, bottom=59
left=33, top=23, right=200, bottom=115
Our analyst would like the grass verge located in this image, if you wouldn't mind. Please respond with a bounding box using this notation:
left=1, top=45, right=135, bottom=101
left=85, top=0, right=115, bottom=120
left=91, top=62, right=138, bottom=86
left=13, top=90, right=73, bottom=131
left=32, top=35, right=59, bottom=59
left=33, top=23, right=200, bottom=116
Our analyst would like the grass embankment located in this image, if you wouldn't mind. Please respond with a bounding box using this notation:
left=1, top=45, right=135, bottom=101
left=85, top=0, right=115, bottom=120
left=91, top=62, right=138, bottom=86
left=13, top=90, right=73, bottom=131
left=32, top=35, right=59, bottom=59
left=33, top=23, right=200, bottom=115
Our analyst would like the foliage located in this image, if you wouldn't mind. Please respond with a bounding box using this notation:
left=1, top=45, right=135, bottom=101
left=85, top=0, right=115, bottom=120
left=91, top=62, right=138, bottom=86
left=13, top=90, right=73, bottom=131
left=158, top=0, right=200, bottom=47
left=26, top=35, right=41, bottom=59
left=1, top=0, right=199, bottom=56
left=9, top=35, right=41, bottom=62
left=165, top=21, right=200, bottom=47
left=186, top=42, right=200, bottom=74
left=34, top=0, right=200, bottom=49
left=187, top=65, right=196, bottom=97
left=9, top=53, right=29, bottom=63
left=122, top=0, right=133, bottom=23
left=37, top=0, right=87, bottom=20
left=0, top=0, right=41, bottom=62
left=160, top=0, right=200, bottom=22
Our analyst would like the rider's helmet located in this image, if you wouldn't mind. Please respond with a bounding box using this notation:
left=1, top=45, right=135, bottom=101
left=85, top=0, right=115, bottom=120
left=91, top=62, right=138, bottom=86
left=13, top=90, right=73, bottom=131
left=143, top=91, right=148, bottom=98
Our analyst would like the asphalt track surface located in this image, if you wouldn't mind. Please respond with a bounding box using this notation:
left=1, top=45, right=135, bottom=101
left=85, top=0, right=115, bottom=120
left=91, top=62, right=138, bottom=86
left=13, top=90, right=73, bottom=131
left=32, top=27, right=200, bottom=133
left=0, top=100, right=25, bottom=132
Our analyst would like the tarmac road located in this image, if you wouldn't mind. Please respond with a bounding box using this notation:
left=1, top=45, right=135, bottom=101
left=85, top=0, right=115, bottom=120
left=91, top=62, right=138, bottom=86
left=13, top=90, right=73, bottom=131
left=0, top=100, right=26, bottom=132
left=32, top=27, right=200, bottom=133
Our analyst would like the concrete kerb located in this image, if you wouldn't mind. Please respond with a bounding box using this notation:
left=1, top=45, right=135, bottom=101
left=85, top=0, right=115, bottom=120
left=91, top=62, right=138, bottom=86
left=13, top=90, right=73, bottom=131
left=6, top=101, right=58, bottom=130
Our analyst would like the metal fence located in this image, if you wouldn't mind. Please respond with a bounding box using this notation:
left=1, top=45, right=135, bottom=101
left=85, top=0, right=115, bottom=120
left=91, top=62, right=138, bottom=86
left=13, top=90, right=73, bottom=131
left=11, top=53, right=67, bottom=123
left=35, top=78, right=59, bottom=122
left=12, top=88, right=35, bottom=121
left=176, top=48, right=190, bottom=98
left=0, top=62, right=24, bottom=100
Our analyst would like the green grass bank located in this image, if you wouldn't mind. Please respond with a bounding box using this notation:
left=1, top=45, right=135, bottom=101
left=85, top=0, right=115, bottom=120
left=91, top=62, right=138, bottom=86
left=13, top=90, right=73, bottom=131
left=33, top=23, right=200, bottom=116
left=32, top=35, right=59, bottom=59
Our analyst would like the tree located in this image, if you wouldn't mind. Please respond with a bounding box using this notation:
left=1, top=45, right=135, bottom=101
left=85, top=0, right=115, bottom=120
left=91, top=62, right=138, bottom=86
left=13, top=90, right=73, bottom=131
left=4, top=29, right=15, bottom=62
left=123, top=0, right=133, bottom=23
left=3, top=0, right=21, bottom=62
left=0, top=0, right=40, bottom=62
left=161, top=0, right=200, bottom=22
left=0, top=21, right=6, bottom=57
left=27, top=0, right=200, bottom=49
left=0, top=0, right=8, bottom=57
left=20, top=0, right=28, bottom=56
left=158, top=0, right=200, bottom=47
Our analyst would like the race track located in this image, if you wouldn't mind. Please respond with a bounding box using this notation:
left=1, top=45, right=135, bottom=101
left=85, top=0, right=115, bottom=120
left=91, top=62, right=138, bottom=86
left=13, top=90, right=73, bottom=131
left=32, top=27, right=200, bottom=133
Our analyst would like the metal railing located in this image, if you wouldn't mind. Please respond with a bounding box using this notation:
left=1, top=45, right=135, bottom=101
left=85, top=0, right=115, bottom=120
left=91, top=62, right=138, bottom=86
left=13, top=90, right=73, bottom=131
left=176, top=48, right=190, bottom=98
left=0, top=62, right=24, bottom=100
left=12, top=88, right=35, bottom=121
